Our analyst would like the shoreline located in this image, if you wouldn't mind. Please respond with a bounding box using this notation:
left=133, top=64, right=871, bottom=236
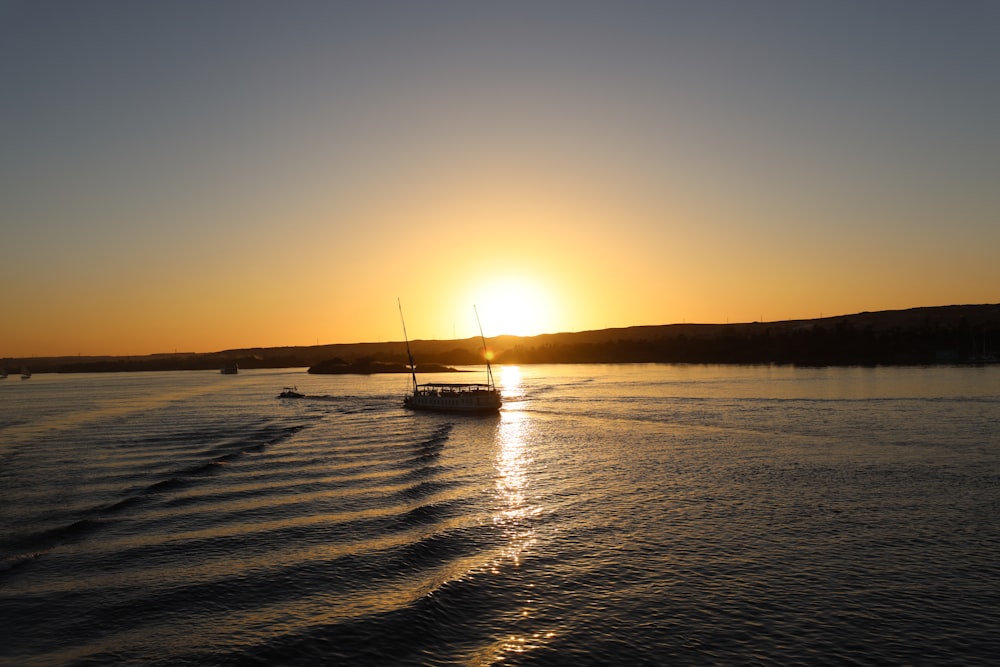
left=4, top=304, right=998, bottom=374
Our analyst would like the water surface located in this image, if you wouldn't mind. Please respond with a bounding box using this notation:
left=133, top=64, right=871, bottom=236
left=2, top=365, right=998, bottom=665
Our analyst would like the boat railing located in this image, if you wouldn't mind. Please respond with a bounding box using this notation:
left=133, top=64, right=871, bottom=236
left=416, top=383, right=495, bottom=394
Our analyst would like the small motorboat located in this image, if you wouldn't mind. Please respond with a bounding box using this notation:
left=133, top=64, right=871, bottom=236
left=277, top=386, right=304, bottom=399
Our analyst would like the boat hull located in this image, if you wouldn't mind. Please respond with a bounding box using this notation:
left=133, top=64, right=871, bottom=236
left=404, top=399, right=500, bottom=414
left=404, top=384, right=501, bottom=414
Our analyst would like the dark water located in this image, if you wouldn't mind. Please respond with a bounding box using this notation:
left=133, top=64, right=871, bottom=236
left=1, top=364, right=998, bottom=665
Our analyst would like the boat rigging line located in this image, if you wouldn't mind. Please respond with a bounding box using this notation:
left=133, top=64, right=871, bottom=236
left=398, top=298, right=418, bottom=393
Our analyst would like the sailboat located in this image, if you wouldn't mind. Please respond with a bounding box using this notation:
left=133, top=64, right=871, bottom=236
left=399, top=300, right=502, bottom=414
left=20, top=367, right=31, bottom=379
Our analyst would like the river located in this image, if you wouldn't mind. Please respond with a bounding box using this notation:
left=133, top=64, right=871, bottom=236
left=1, top=364, right=997, bottom=665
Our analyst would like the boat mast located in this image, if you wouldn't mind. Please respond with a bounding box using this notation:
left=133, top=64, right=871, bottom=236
left=474, top=304, right=495, bottom=389
left=398, top=298, right=418, bottom=392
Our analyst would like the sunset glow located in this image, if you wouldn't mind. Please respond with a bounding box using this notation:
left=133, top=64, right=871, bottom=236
left=472, top=278, right=557, bottom=338
left=1, top=3, right=998, bottom=357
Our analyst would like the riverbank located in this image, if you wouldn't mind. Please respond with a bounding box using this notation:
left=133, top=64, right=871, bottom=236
left=4, top=304, right=997, bottom=373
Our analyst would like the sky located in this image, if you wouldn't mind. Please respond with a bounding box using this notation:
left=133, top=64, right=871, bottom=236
left=2, top=1, right=998, bottom=357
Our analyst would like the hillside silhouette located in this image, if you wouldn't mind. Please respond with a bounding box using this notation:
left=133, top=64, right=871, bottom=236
left=4, top=304, right=997, bottom=374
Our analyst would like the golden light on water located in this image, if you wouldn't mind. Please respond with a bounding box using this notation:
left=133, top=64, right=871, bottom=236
left=499, top=365, right=523, bottom=400
left=494, top=366, right=529, bottom=533
left=483, top=389, right=557, bottom=660
left=493, top=409, right=534, bottom=559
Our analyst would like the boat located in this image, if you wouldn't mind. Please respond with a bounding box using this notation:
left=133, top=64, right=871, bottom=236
left=404, top=380, right=502, bottom=413
left=964, top=330, right=997, bottom=364
left=0, top=368, right=7, bottom=379
left=277, top=386, right=304, bottom=399
left=20, top=367, right=31, bottom=380
left=220, top=361, right=239, bottom=374
left=399, top=300, right=501, bottom=414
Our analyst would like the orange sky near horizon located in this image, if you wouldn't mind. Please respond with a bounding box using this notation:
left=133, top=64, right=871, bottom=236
left=2, top=2, right=998, bottom=358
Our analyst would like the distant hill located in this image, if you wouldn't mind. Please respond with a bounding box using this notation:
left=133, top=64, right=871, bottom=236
left=4, top=304, right=998, bottom=373
left=307, top=358, right=462, bottom=375
left=491, top=304, right=1000, bottom=366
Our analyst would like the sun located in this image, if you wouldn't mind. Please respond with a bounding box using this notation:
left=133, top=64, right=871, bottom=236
left=473, top=277, right=555, bottom=338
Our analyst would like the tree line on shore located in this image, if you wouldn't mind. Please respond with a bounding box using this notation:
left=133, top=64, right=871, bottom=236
left=5, top=304, right=997, bottom=373
left=490, top=320, right=995, bottom=366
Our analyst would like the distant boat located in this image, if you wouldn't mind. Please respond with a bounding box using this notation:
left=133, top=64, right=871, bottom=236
left=277, top=386, right=304, bottom=399
left=0, top=368, right=7, bottom=379
left=964, top=330, right=997, bottom=364
left=399, top=300, right=501, bottom=414
left=220, top=361, right=239, bottom=374
left=20, top=367, right=31, bottom=380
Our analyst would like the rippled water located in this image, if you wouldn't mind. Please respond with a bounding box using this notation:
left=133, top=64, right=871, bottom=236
left=1, top=364, right=998, bottom=665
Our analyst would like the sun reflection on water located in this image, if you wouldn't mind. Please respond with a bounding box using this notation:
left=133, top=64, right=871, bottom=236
left=485, top=387, right=557, bottom=660
left=494, top=408, right=535, bottom=558
left=499, top=365, right=523, bottom=401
